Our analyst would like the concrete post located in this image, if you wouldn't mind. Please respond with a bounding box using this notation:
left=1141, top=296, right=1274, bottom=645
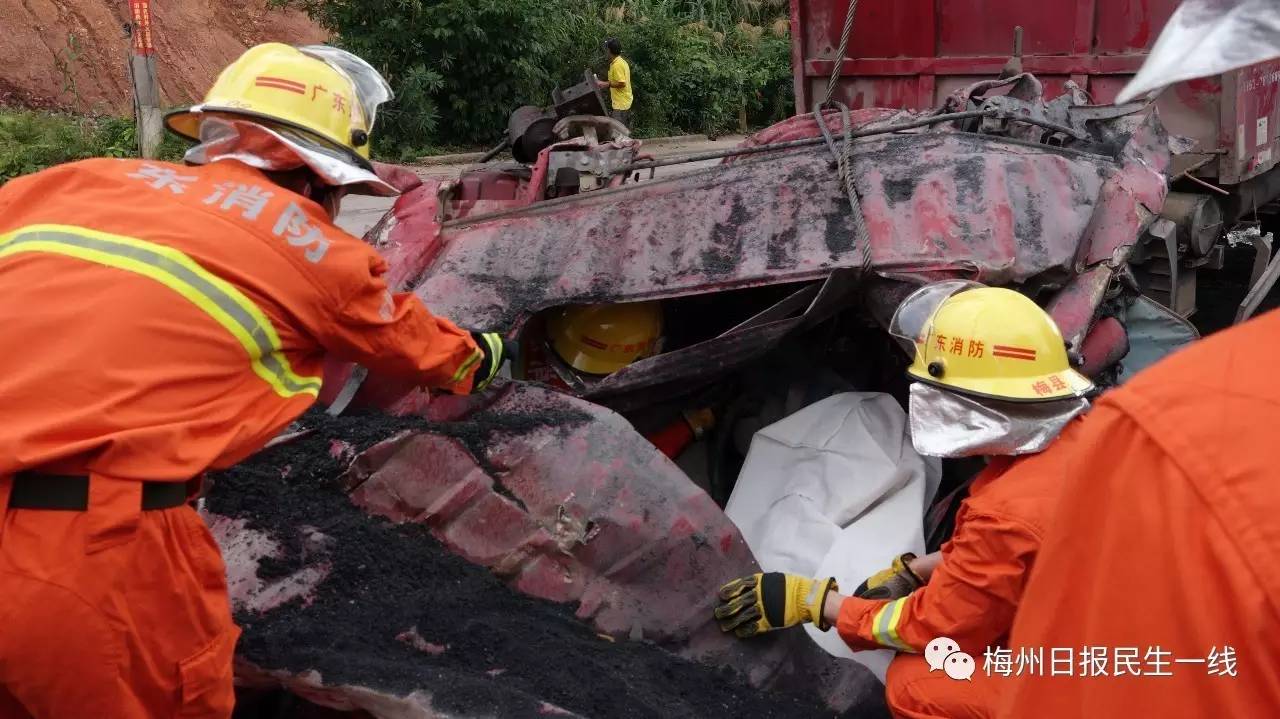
left=127, top=0, right=163, bottom=159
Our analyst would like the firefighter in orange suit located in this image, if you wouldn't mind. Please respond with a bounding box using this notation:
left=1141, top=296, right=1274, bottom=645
left=714, top=281, right=1093, bottom=718
left=994, top=308, right=1280, bottom=716
left=0, top=44, right=508, bottom=718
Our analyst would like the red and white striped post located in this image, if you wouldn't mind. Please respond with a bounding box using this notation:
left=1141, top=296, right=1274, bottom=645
left=127, top=0, right=162, bottom=158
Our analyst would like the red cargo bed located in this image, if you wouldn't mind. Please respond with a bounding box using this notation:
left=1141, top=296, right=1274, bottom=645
left=790, top=0, right=1280, bottom=185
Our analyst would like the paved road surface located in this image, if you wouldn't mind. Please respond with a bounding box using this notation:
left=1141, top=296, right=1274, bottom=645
left=336, top=135, right=746, bottom=237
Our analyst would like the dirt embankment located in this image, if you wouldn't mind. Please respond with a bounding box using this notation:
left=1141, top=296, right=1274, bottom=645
left=0, top=0, right=326, bottom=114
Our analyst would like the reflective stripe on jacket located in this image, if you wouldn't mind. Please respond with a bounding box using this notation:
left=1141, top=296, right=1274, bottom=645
left=0, top=158, right=479, bottom=480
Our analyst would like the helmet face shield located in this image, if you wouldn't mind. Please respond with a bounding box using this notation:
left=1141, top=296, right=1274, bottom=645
left=298, top=45, right=393, bottom=133
left=888, top=280, right=984, bottom=356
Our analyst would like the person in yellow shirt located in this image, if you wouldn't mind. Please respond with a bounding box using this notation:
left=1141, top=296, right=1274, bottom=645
left=597, top=38, right=633, bottom=128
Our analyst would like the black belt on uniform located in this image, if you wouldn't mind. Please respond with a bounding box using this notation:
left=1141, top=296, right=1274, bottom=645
left=7, top=473, right=197, bottom=511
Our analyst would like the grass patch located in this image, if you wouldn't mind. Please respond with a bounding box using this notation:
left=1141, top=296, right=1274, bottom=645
left=1, top=110, right=187, bottom=183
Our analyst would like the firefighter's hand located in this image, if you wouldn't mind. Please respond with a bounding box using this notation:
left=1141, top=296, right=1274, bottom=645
left=470, top=332, right=515, bottom=392
left=854, top=553, right=925, bottom=600
left=714, top=573, right=838, bottom=638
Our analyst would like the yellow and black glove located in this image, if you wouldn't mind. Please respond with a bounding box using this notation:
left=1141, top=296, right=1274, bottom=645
left=714, top=572, right=838, bottom=638
left=470, top=332, right=514, bottom=392
left=853, top=553, right=924, bottom=600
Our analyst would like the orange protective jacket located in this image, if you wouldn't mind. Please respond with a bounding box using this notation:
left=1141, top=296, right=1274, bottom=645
left=1000, top=310, right=1280, bottom=717
left=0, top=158, right=481, bottom=481
left=835, top=424, right=1082, bottom=657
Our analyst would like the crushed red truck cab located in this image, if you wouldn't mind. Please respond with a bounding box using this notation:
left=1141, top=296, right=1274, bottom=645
left=233, top=72, right=1203, bottom=717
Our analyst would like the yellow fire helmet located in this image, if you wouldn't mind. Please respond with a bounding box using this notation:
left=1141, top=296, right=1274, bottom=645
left=889, top=281, right=1094, bottom=402
left=166, top=43, right=391, bottom=175
left=547, top=302, right=663, bottom=376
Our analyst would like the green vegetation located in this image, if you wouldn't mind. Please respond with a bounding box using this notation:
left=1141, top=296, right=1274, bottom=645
left=0, top=110, right=185, bottom=182
left=274, top=0, right=794, bottom=160
left=2, top=1, right=794, bottom=177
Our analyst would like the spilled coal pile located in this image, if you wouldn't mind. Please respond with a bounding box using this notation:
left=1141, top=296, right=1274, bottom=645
left=208, top=408, right=852, bottom=719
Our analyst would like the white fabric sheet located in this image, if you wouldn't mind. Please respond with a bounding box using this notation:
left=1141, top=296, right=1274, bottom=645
left=725, top=392, right=941, bottom=680
left=1118, top=0, right=1280, bottom=103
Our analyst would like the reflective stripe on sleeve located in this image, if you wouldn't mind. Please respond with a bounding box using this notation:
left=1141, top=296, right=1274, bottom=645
left=871, top=597, right=915, bottom=651
left=0, top=224, right=322, bottom=399
left=450, top=347, right=484, bottom=385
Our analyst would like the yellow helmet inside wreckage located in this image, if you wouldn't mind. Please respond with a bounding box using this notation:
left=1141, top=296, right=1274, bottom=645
left=889, top=281, right=1094, bottom=402
left=548, top=302, right=664, bottom=376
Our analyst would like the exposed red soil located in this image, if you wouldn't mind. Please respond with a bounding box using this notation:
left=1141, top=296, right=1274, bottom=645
left=0, top=0, right=326, bottom=114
